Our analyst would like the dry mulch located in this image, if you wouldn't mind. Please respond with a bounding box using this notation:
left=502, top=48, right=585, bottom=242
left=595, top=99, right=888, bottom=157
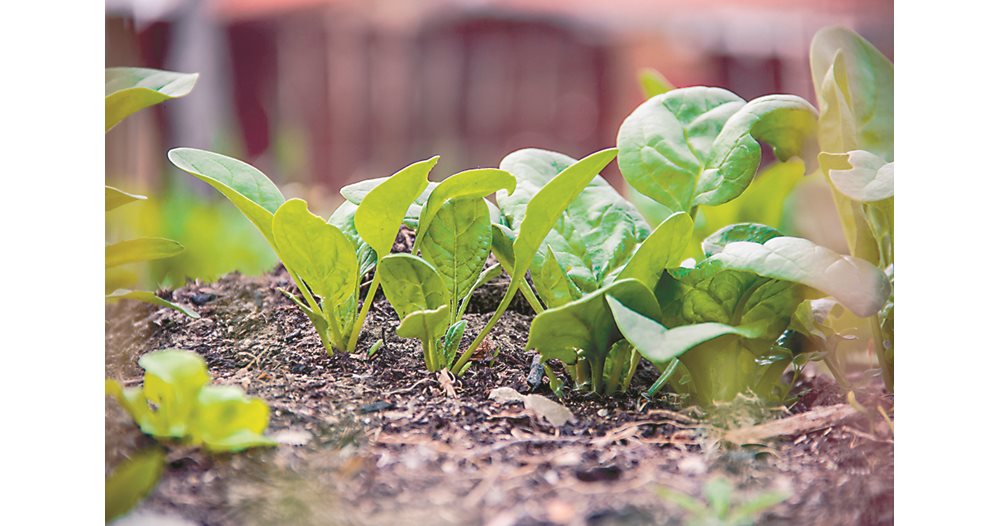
left=106, top=264, right=893, bottom=526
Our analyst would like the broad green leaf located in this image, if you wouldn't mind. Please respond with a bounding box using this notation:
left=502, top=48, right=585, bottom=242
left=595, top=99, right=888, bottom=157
left=168, top=148, right=285, bottom=245
left=343, top=178, right=436, bottom=230
left=328, top=201, right=377, bottom=277
left=617, top=87, right=745, bottom=212
left=192, top=385, right=276, bottom=452
left=491, top=223, right=517, bottom=271
left=414, top=168, right=515, bottom=249
left=356, top=157, right=438, bottom=259
left=615, top=211, right=694, bottom=289
left=617, top=87, right=817, bottom=212
left=106, top=237, right=184, bottom=268
left=106, top=186, right=147, bottom=211
left=421, top=198, right=492, bottom=318
left=810, top=27, right=894, bottom=160
left=534, top=245, right=585, bottom=308
left=105, top=67, right=198, bottom=132
left=509, top=148, right=620, bottom=281
left=379, top=254, right=448, bottom=319
left=638, top=67, right=675, bottom=99
left=498, top=148, right=646, bottom=300
left=824, top=151, right=894, bottom=202
left=397, top=304, right=451, bottom=344
left=702, top=223, right=783, bottom=258
left=273, top=199, right=358, bottom=307
left=106, top=289, right=200, bottom=318
left=711, top=236, right=890, bottom=317
left=668, top=261, right=800, bottom=342
left=526, top=279, right=659, bottom=367
left=105, top=449, right=165, bottom=522
left=608, top=296, right=760, bottom=367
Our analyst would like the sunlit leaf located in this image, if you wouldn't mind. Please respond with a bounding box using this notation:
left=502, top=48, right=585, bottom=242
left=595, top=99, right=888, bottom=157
left=106, top=67, right=198, bottom=132
left=106, top=237, right=184, bottom=268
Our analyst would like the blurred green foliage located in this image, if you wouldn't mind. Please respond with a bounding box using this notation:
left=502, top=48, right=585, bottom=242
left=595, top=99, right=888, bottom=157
left=106, top=180, right=277, bottom=289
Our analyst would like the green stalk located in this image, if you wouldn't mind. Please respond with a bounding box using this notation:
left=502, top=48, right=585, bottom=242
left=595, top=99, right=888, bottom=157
left=621, top=348, right=642, bottom=393
left=287, top=270, right=334, bottom=354
left=868, top=316, right=893, bottom=392
left=647, top=358, right=680, bottom=398
left=346, top=269, right=381, bottom=353
left=590, top=352, right=605, bottom=395
left=518, top=282, right=545, bottom=314
left=451, top=279, right=519, bottom=374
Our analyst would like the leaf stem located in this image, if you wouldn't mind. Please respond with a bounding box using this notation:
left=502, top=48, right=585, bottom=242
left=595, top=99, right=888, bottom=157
left=347, top=269, right=381, bottom=353
left=451, top=280, right=518, bottom=374
left=647, top=358, right=680, bottom=398
left=518, top=282, right=545, bottom=314
left=868, top=316, right=893, bottom=392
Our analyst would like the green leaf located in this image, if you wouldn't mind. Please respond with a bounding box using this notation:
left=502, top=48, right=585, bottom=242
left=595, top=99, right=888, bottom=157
left=608, top=296, right=760, bottom=367
left=356, top=157, right=438, bottom=259
left=105, top=449, right=165, bottom=522
left=442, top=320, right=468, bottom=367
left=379, top=254, right=448, bottom=319
left=328, top=201, right=378, bottom=277
left=414, top=168, right=515, bottom=249
left=810, top=27, right=894, bottom=160
left=138, top=349, right=211, bottom=438
left=168, top=148, right=285, bottom=246
left=711, top=236, right=890, bottom=317
left=106, top=67, right=198, bottom=132
left=272, top=198, right=358, bottom=307
left=526, top=279, right=659, bottom=367
left=106, top=289, right=201, bottom=318
left=420, top=198, right=493, bottom=318
left=192, top=385, right=276, bottom=452
left=498, top=148, right=646, bottom=302
left=106, top=237, right=184, bottom=268
left=534, top=245, right=585, bottom=309
left=617, top=87, right=817, bottom=212
left=699, top=159, right=805, bottom=236
left=638, top=67, right=675, bottom=99
left=106, top=185, right=147, bottom=211
left=824, top=150, right=894, bottom=202
left=615, top=211, right=694, bottom=289
left=702, top=223, right=783, bottom=258
left=107, top=350, right=275, bottom=452
left=397, top=304, right=451, bottom=345
left=703, top=476, right=732, bottom=518
left=490, top=223, right=517, bottom=272
left=341, top=177, right=437, bottom=229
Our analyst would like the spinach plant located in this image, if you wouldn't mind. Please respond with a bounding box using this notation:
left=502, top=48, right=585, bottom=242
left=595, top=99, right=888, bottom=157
left=168, top=148, right=435, bottom=354
left=657, top=476, right=788, bottom=526
left=809, top=27, right=894, bottom=390
left=498, top=148, right=696, bottom=394
left=609, top=225, right=889, bottom=406
left=449, top=148, right=621, bottom=375
left=376, top=168, right=516, bottom=371
left=105, top=449, right=164, bottom=522
left=106, top=349, right=275, bottom=452
left=105, top=67, right=199, bottom=317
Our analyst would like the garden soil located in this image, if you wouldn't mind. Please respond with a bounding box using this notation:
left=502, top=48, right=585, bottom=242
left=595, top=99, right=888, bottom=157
left=106, top=254, right=893, bottom=526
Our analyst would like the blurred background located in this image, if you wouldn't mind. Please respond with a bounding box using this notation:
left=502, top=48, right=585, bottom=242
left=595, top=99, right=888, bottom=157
left=105, top=0, right=892, bottom=289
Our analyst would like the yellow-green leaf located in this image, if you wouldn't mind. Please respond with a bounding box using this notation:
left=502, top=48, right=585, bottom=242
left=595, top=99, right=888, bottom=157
left=105, top=289, right=200, bottom=318
left=106, top=67, right=198, bottom=132
left=106, top=185, right=147, bottom=211
left=356, top=157, right=438, bottom=259
left=105, top=449, right=165, bottom=522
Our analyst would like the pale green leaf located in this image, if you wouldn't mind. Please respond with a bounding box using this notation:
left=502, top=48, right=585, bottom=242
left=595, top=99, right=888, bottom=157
left=328, top=201, right=377, bottom=276
left=356, top=157, right=438, bottom=259
left=414, top=168, right=515, bottom=249
left=272, top=199, right=358, bottom=307
left=106, top=67, right=198, bottom=132
left=711, top=236, right=890, bottom=316
left=397, top=304, right=451, bottom=344
left=192, top=386, right=276, bottom=452
left=702, top=223, right=783, bottom=258
left=106, top=289, right=200, bottom=318
left=137, top=349, right=211, bottom=439
left=106, top=237, right=184, bottom=268
left=607, top=296, right=760, bottom=368
left=105, top=449, right=165, bottom=522
left=379, top=253, right=448, bottom=319
left=824, top=150, right=894, bottom=202
left=106, top=185, right=147, bottom=211
left=168, top=148, right=285, bottom=246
